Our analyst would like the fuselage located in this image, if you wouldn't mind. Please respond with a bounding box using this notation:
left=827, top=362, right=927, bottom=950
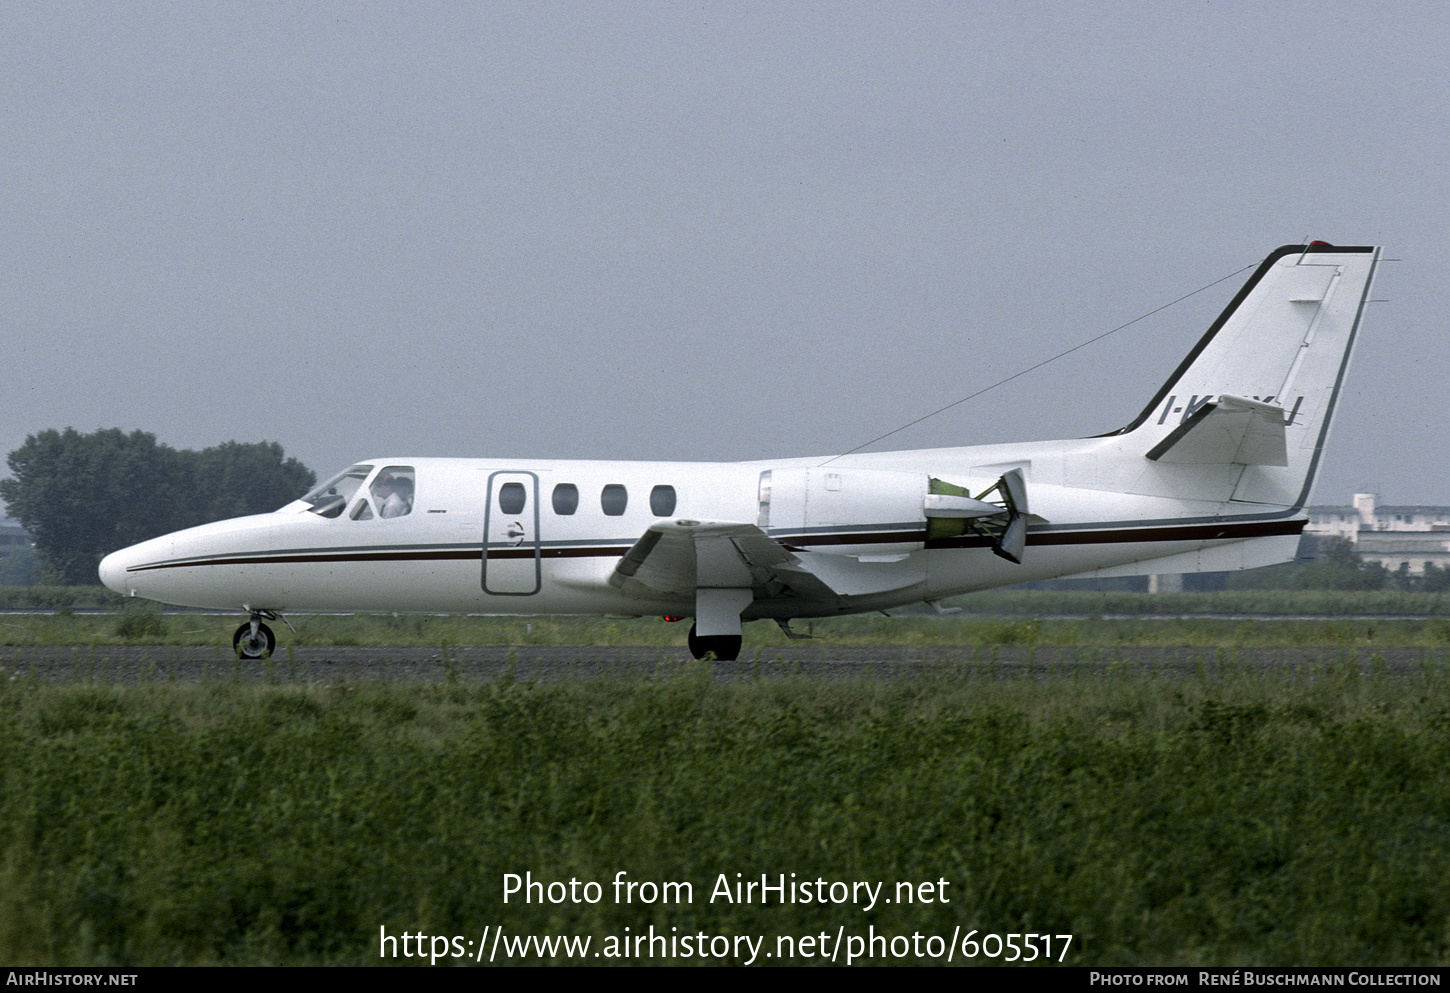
left=97, top=441, right=1303, bottom=620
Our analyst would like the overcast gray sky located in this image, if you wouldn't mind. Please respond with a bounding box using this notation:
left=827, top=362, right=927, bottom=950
left=4, top=1, right=1445, bottom=508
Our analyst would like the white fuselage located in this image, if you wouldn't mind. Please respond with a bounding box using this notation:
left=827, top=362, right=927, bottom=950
left=97, top=439, right=1302, bottom=620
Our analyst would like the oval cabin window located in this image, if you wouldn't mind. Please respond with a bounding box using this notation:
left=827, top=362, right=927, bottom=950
left=601, top=484, right=628, bottom=516
left=498, top=482, right=527, bottom=515
left=650, top=485, right=676, bottom=516
left=552, top=483, right=579, bottom=515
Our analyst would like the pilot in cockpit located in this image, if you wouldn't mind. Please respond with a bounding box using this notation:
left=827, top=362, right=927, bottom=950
left=372, top=472, right=414, bottom=518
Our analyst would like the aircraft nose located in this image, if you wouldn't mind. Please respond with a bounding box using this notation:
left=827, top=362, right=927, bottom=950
left=98, top=548, right=135, bottom=596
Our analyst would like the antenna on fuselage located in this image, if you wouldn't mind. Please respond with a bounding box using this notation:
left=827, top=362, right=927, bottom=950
left=815, top=257, right=1261, bottom=467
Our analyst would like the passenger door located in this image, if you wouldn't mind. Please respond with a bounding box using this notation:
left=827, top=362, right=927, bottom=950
left=482, top=471, right=541, bottom=595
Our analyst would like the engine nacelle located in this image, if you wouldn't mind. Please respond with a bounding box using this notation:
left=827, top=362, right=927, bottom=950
left=758, top=468, right=928, bottom=554
left=757, top=466, right=1027, bottom=562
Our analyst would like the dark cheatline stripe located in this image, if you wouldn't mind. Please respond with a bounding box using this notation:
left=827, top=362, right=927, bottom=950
left=541, top=545, right=632, bottom=559
left=1034, top=518, right=1302, bottom=545
left=126, top=517, right=1303, bottom=572
left=128, top=548, right=482, bottom=571
left=926, top=516, right=1303, bottom=550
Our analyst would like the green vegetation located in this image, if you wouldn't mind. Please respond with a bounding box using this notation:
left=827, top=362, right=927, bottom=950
left=3, top=659, right=1450, bottom=965
left=956, top=587, right=1450, bottom=617
left=3, top=587, right=1446, bottom=964
left=2, top=587, right=1449, bottom=651
left=1, top=429, right=313, bottom=584
left=0, top=586, right=129, bottom=610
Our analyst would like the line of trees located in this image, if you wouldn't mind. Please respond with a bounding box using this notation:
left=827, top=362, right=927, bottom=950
left=0, top=428, right=315, bottom=585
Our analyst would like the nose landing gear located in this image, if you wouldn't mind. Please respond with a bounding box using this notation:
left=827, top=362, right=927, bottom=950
left=233, top=610, right=279, bottom=659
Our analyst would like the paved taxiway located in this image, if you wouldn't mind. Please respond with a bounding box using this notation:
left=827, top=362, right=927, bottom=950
left=0, top=644, right=1438, bottom=683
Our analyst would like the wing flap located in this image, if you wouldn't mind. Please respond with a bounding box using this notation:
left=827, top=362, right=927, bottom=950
left=775, top=551, right=926, bottom=597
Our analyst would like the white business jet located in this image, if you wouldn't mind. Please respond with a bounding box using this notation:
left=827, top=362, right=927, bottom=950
left=99, top=243, right=1380, bottom=661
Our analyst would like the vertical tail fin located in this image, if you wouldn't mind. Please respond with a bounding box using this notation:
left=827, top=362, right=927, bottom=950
left=1116, top=243, right=1380, bottom=507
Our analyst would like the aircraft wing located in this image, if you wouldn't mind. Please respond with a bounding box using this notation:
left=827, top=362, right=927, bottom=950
left=608, top=520, right=925, bottom=608
left=1145, top=394, right=1290, bottom=466
left=610, top=520, right=794, bottom=596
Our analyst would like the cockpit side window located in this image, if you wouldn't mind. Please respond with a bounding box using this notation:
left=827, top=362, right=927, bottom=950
left=370, top=466, right=415, bottom=519
left=302, top=465, right=374, bottom=519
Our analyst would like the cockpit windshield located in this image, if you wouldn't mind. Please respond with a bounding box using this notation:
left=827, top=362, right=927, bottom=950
left=298, top=464, right=417, bottom=520
left=300, top=465, right=373, bottom=518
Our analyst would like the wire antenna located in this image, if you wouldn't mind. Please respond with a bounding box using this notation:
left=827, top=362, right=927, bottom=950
left=816, top=259, right=1260, bottom=467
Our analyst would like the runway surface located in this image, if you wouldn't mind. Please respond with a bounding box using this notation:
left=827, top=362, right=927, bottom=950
left=0, top=643, right=1440, bottom=683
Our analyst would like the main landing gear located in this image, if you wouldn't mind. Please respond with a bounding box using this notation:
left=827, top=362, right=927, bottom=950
left=233, top=611, right=278, bottom=659
left=687, top=623, right=742, bottom=661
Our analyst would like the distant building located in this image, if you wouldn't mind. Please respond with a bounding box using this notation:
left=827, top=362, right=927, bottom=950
left=1305, top=494, right=1450, bottom=575
left=0, top=519, right=30, bottom=551
left=0, top=518, right=34, bottom=584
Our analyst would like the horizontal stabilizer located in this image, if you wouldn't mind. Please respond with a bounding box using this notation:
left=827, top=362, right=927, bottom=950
left=1145, top=394, right=1289, bottom=466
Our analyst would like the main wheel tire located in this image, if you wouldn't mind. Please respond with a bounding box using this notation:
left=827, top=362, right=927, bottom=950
left=233, top=621, right=276, bottom=659
left=687, top=624, right=742, bottom=661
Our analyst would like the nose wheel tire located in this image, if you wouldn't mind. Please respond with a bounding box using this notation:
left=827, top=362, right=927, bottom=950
left=687, top=623, right=742, bottom=661
left=233, top=621, right=276, bottom=659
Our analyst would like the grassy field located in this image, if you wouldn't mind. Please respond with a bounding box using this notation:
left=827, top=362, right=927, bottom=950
left=4, top=584, right=1450, bottom=615
left=4, top=644, right=1450, bottom=966
left=4, top=588, right=1448, bottom=965
left=4, top=588, right=1450, bottom=652
left=1, top=610, right=1448, bottom=653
